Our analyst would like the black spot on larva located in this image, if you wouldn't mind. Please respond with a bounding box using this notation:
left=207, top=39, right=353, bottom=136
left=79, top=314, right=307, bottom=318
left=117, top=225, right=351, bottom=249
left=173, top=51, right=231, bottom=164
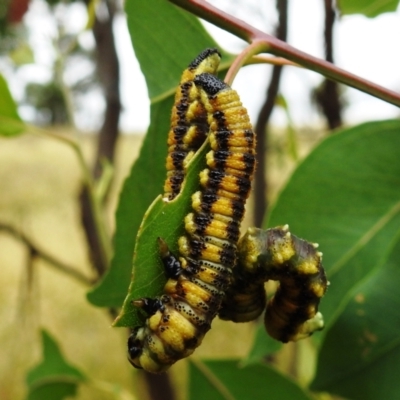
left=226, top=220, right=241, bottom=242
left=170, top=151, right=187, bottom=168
left=235, top=176, right=252, bottom=195
left=170, top=173, right=184, bottom=185
left=193, top=213, right=212, bottom=233
left=176, top=101, right=188, bottom=112
left=188, top=238, right=207, bottom=258
left=212, top=150, right=229, bottom=169
left=173, top=125, right=188, bottom=138
left=213, top=130, right=233, bottom=149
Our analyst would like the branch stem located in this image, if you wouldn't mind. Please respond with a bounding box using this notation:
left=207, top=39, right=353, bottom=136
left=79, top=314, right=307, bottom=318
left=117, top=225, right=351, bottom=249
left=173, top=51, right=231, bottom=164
left=0, top=223, right=92, bottom=286
left=170, top=0, right=400, bottom=108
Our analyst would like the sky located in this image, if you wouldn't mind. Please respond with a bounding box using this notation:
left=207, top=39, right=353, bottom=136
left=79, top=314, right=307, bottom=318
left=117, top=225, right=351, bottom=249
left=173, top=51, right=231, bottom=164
left=4, top=0, right=400, bottom=132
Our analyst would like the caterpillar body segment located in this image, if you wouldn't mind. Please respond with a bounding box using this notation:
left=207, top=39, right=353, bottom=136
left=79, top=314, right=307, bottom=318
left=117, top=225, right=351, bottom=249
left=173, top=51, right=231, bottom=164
left=219, top=226, right=328, bottom=342
left=163, top=48, right=221, bottom=200
left=127, top=57, right=256, bottom=373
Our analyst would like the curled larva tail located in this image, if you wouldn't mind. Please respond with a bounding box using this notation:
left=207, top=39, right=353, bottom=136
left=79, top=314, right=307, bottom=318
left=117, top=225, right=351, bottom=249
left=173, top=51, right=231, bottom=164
left=219, top=226, right=328, bottom=342
left=163, top=48, right=221, bottom=200
left=127, top=65, right=256, bottom=373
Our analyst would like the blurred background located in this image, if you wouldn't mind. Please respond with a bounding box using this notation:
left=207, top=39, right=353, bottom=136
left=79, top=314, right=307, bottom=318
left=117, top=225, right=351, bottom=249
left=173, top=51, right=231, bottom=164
left=2, top=0, right=400, bottom=132
left=1, top=0, right=400, bottom=399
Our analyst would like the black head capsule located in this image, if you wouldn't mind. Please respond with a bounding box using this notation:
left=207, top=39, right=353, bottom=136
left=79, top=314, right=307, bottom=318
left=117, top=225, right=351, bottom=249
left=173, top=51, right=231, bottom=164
left=132, top=297, right=165, bottom=316
left=158, top=237, right=183, bottom=279
left=194, top=73, right=228, bottom=96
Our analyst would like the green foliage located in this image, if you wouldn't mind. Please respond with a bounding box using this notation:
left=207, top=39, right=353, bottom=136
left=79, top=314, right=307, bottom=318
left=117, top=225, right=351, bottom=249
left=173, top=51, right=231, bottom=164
left=337, top=0, right=400, bottom=17
left=311, top=236, right=400, bottom=399
left=26, top=330, right=86, bottom=400
left=0, top=74, right=25, bottom=136
left=243, top=323, right=282, bottom=367
left=189, top=360, right=313, bottom=400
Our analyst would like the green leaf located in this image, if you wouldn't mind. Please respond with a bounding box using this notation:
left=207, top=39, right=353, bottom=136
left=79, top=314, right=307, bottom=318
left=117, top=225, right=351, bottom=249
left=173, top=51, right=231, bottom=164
left=125, top=0, right=222, bottom=101
left=87, top=99, right=172, bottom=307
left=26, top=330, right=85, bottom=400
left=0, top=74, right=25, bottom=136
left=337, top=0, right=400, bottom=17
left=243, top=323, right=282, bottom=367
left=311, top=235, right=400, bottom=400
left=27, top=383, right=78, bottom=400
left=266, top=120, right=400, bottom=330
left=189, top=359, right=313, bottom=400
left=113, top=143, right=208, bottom=327
left=88, top=0, right=224, bottom=308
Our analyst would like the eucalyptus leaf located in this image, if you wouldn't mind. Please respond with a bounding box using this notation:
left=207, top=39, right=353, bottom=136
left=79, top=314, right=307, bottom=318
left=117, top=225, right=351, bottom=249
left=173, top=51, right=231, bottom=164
left=311, top=235, right=400, bottom=400
left=0, top=74, right=25, bottom=136
left=243, top=323, right=282, bottom=367
left=189, top=359, right=313, bottom=400
left=26, top=330, right=85, bottom=400
left=337, top=0, right=400, bottom=17
left=27, top=383, right=79, bottom=400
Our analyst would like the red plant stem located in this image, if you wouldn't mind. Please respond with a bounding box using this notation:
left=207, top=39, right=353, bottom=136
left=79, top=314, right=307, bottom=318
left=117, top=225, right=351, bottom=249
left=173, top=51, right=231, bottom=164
left=170, top=0, right=400, bottom=108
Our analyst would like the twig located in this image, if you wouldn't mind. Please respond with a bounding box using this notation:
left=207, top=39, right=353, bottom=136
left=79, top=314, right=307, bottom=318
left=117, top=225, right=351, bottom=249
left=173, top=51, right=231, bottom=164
left=317, top=0, right=343, bottom=129
left=27, top=125, right=113, bottom=266
left=248, top=55, right=297, bottom=68
left=0, top=223, right=93, bottom=286
left=169, top=0, right=400, bottom=108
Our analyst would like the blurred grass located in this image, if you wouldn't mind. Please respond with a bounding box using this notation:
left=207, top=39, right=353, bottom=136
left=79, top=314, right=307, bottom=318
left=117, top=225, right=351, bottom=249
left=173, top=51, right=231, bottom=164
left=0, top=125, right=324, bottom=400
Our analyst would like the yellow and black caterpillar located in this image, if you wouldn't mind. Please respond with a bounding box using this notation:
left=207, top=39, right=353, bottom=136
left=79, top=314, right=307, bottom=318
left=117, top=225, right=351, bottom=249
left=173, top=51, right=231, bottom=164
left=127, top=68, right=256, bottom=372
left=163, top=48, right=221, bottom=200
left=219, top=225, right=328, bottom=342
left=127, top=49, right=327, bottom=373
